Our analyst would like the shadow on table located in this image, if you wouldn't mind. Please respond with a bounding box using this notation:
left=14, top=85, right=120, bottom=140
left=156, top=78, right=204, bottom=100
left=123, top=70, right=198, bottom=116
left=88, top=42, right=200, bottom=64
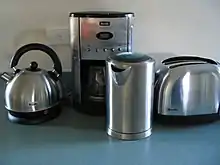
left=9, top=106, right=109, bottom=144
left=45, top=106, right=106, bottom=131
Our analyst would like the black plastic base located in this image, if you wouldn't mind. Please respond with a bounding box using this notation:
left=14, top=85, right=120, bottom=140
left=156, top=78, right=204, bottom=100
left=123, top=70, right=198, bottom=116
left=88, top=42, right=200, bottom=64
left=155, top=113, right=219, bottom=125
left=7, top=104, right=61, bottom=125
left=73, top=101, right=106, bottom=116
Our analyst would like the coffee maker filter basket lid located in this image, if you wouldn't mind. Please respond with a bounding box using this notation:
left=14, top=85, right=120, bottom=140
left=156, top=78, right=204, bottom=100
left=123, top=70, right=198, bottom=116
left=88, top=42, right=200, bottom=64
left=69, top=11, right=134, bottom=18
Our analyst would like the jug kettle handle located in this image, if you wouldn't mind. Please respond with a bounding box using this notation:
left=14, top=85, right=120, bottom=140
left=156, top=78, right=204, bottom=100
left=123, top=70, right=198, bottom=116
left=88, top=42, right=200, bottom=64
left=110, top=64, right=131, bottom=86
left=162, top=56, right=218, bottom=65
left=111, top=65, right=126, bottom=72
left=10, top=43, right=62, bottom=76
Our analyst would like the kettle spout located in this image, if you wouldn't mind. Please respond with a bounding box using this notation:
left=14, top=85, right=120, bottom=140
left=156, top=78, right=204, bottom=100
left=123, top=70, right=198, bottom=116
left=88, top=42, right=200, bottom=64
left=1, top=72, right=13, bottom=82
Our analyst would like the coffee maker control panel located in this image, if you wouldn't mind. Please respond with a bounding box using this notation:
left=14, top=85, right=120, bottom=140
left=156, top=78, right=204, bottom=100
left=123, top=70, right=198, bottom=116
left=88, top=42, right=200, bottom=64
left=86, top=47, right=123, bottom=52
left=78, top=17, right=133, bottom=60
left=81, top=46, right=129, bottom=60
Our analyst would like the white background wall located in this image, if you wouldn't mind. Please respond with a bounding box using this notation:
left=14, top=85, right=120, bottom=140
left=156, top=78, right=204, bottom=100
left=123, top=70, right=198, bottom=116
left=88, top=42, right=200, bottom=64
left=0, top=0, right=220, bottom=72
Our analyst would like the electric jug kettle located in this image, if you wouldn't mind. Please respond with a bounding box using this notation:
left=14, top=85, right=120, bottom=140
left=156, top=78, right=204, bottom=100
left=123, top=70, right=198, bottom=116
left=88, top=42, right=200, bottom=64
left=106, top=52, right=155, bottom=140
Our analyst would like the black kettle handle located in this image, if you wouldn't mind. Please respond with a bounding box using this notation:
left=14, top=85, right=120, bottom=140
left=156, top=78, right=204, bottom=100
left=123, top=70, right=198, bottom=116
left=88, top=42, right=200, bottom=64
left=162, top=56, right=218, bottom=65
left=10, top=43, right=62, bottom=75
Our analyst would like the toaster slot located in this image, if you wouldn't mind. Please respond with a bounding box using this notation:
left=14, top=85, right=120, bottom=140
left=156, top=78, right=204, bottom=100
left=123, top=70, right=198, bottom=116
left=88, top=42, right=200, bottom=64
left=168, top=62, right=206, bottom=69
left=162, top=56, right=218, bottom=65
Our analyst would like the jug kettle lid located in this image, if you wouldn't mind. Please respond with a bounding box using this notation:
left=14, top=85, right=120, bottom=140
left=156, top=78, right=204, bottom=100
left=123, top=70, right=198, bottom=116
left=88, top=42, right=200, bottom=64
left=110, top=52, right=154, bottom=63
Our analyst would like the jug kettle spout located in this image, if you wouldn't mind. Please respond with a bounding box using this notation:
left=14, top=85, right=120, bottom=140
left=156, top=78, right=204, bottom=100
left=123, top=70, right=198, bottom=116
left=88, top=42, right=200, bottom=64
left=1, top=72, right=13, bottom=82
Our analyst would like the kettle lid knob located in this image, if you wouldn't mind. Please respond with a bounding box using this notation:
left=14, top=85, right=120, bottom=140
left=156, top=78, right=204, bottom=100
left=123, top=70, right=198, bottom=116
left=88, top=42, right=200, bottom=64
left=29, top=61, right=39, bottom=71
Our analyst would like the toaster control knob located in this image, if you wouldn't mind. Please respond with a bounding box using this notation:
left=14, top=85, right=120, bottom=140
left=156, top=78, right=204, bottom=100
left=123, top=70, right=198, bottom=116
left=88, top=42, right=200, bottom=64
left=103, top=48, right=108, bottom=52
left=87, top=48, right=91, bottom=52
left=96, top=48, right=99, bottom=52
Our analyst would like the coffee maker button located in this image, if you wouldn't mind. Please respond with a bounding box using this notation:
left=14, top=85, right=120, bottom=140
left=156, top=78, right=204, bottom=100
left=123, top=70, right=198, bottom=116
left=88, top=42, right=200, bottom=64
left=111, top=48, right=115, bottom=52
left=118, top=47, right=122, bottom=51
left=103, top=48, right=108, bottom=52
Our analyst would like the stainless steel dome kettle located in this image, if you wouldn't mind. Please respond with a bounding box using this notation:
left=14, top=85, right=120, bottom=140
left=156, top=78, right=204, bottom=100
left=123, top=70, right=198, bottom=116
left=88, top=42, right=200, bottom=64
left=1, top=43, right=63, bottom=124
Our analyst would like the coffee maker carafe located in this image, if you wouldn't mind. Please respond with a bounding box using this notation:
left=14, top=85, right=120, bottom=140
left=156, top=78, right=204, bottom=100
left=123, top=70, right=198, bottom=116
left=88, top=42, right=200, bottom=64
left=70, top=11, right=134, bottom=115
left=88, top=66, right=105, bottom=101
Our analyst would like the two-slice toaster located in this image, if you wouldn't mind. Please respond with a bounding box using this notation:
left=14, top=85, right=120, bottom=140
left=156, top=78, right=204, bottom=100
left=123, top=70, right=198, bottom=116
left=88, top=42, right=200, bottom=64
left=154, top=56, right=220, bottom=124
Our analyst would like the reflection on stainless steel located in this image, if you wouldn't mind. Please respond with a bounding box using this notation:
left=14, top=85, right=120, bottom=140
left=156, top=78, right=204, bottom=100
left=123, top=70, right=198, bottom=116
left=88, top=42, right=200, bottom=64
left=182, top=72, right=190, bottom=113
left=106, top=52, right=155, bottom=140
left=155, top=56, right=220, bottom=116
